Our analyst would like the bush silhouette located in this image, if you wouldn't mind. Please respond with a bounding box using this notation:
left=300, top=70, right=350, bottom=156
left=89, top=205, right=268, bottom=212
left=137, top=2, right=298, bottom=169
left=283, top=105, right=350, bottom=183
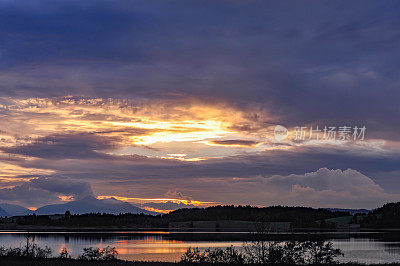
left=181, top=240, right=343, bottom=264
left=78, top=246, right=118, bottom=261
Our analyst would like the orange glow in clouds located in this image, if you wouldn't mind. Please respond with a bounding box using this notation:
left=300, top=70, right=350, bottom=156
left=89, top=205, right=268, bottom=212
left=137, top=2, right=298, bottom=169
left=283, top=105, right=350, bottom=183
left=97, top=195, right=215, bottom=206
left=58, top=195, right=74, bottom=201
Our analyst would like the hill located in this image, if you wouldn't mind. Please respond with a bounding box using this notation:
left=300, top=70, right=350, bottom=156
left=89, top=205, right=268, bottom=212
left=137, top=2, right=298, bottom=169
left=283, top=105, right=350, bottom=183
left=2, top=204, right=351, bottom=228
left=361, top=202, right=400, bottom=228
left=163, top=205, right=350, bottom=228
left=0, top=206, right=9, bottom=217
left=0, top=203, right=33, bottom=216
left=34, top=196, right=155, bottom=215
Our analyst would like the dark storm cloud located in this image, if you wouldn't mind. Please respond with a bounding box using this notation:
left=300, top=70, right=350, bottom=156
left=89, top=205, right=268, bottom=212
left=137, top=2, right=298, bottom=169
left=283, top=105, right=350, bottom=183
left=0, top=0, right=399, bottom=141
left=10, top=144, right=400, bottom=191
left=209, top=140, right=260, bottom=146
left=3, top=141, right=399, bottom=207
left=0, top=133, right=122, bottom=159
left=29, top=176, right=93, bottom=199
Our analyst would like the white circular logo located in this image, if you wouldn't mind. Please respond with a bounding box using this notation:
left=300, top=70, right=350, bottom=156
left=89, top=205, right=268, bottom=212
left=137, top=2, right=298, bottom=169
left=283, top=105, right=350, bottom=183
left=274, top=125, right=288, bottom=141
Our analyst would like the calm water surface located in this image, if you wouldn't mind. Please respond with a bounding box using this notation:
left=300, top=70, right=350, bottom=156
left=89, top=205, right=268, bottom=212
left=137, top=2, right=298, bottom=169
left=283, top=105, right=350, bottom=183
left=0, top=231, right=399, bottom=264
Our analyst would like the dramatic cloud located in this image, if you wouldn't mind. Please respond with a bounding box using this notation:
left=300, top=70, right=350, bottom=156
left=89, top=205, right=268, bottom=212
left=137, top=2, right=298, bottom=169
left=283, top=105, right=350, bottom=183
left=0, top=0, right=399, bottom=141
left=260, top=168, right=399, bottom=208
left=204, top=168, right=400, bottom=209
left=0, top=1, right=400, bottom=139
left=0, top=97, right=397, bottom=209
left=0, top=133, right=122, bottom=159
left=0, top=1, right=398, bottom=209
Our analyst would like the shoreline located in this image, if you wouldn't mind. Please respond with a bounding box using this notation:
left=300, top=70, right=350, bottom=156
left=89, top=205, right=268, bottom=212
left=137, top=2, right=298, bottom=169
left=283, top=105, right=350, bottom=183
left=0, top=226, right=399, bottom=233
left=1, top=257, right=400, bottom=266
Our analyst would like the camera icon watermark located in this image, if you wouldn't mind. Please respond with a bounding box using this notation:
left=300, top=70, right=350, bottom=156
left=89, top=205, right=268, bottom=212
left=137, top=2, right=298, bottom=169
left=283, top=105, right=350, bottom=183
left=274, top=125, right=289, bottom=141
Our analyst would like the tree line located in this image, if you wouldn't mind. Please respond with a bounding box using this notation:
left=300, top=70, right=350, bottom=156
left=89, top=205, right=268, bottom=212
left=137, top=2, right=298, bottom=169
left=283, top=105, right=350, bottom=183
left=2, top=205, right=352, bottom=228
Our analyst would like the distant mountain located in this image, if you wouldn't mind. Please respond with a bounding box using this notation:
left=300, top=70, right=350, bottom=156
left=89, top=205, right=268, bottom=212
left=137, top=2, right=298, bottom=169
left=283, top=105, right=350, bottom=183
left=0, top=206, right=10, bottom=217
left=35, top=196, right=155, bottom=215
left=325, top=208, right=370, bottom=215
left=0, top=203, right=33, bottom=216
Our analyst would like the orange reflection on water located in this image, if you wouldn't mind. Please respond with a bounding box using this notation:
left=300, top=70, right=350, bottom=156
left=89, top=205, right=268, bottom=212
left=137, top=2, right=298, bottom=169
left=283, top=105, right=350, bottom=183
left=112, top=236, right=188, bottom=255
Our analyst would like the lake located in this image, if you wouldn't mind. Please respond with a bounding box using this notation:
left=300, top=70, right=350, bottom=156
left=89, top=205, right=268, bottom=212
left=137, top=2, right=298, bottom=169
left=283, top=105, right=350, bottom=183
left=0, top=231, right=399, bottom=264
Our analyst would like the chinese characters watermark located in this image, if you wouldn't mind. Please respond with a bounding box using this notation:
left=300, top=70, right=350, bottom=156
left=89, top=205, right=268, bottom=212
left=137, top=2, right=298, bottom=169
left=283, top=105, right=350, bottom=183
left=274, top=125, right=366, bottom=142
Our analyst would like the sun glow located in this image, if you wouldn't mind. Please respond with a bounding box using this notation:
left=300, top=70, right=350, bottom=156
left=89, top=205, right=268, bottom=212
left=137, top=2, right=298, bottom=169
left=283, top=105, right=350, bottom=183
left=0, top=96, right=275, bottom=165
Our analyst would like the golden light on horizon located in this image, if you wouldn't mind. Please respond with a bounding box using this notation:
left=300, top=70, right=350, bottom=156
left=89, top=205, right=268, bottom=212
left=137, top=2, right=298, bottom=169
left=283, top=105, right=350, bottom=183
left=142, top=207, right=172, bottom=214
left=96, top=195, right=217, bottom=213
left=97, top=195, right=216, bottom=206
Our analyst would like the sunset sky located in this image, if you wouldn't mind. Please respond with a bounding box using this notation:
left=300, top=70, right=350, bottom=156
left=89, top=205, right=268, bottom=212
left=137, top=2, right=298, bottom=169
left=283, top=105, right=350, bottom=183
left=0, top=0, right=399, bottom=212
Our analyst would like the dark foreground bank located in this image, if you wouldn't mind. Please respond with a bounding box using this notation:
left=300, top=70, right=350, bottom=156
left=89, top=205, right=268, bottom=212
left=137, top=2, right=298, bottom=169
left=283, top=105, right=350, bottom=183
left=1, top=258, right=400, bottom=266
